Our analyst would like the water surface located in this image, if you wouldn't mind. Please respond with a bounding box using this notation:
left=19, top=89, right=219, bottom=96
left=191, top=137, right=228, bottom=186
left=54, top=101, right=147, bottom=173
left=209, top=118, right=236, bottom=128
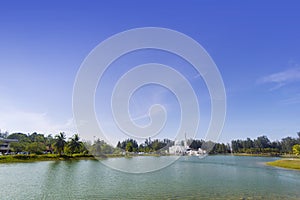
left=0, top=156, right=299, bottom=199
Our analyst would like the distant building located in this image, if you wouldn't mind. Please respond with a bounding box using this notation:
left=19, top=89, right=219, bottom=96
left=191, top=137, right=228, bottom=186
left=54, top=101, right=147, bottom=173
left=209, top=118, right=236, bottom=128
left=0, top=138, right=18, bottom=154
left=168, top=141, right=206, bottom=156
left=168, top=142, right=186, bottom=155
left=168, top=133, right=206, bottom=156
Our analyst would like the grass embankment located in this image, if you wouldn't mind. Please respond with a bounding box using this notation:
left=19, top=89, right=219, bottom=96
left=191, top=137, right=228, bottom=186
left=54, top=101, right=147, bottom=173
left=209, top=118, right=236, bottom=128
left=266, top=159, right=300, bottom=170
left=233, top=153, right=280, bottom=157
left=0, top=153, right=167, bottom=163
left=0, top=154, right=97, bottom=163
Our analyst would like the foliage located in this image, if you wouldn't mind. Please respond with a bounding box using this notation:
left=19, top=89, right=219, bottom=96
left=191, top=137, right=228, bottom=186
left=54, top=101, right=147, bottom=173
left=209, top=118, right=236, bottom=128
left=67, top=134, right=84, bottom=154
left=125, top=142, right=133, bottom=152
left=2, top=132, right=110, bottom=157
left=54, top=132, right=66, bottom=156
left=26, top=142, right=46, bottom=155
left=2, top=130, right=300, bottom=157
left=117, top=138, right=172, bottom=153
left=86, top=139, right=115, bottom=156
left=293, top=144, right=300, bottom=155
left=231, top=134, right=300, bottom=155
left=7, top=133, right=31, bottom=143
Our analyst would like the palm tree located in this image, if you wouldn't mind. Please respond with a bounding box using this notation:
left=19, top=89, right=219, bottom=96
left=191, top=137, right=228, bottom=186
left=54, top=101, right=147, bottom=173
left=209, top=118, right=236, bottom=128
left=54, top=132, right=66, bottom=156
left=46, top=134, right=54, bottom=153
left=68, top=134, right=82, bottom=154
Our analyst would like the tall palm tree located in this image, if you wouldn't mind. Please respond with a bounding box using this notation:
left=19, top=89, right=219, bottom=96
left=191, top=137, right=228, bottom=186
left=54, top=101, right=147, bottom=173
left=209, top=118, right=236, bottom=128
left=68, top=134, right=82, bottom=154
left=54, top=132, right=66, bottom=156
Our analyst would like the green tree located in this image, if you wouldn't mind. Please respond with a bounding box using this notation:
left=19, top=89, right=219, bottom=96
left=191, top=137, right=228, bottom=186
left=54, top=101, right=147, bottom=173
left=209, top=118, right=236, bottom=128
left=29, top=132, right=45, bottom=143
left=9, top=142, right=27, bottom=152
left=54, top=132, right=66, bottom=156
left=152, top=140, right=161, bottom=151
left=101, top=143, right=114, bottom=154
left=293, top=144, right=300, bottom=155
left=68, top=134, right=82, bottom=154
left=117, top=141, right=121, bottom=148
left=7, top=133, right=30, bottom=152
left=281, top=137, right=297, bottom=154
left=45, top=134, right=54, bottom=153
left=7, top=133, right=31, bottom=143
left=93, top=139, right=102, bottom=156
left=26, top=142, right=46, bottom=154
left=254, top=136, right=271, bottom=149
left=119, top=139, right=138, bottom=152
left=125, top=142, right=133, bottom=152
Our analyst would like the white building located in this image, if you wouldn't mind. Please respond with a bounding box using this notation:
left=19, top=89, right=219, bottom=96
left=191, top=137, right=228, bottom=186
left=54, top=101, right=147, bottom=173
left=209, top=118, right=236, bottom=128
left=168, top=136, right=206, bottom=156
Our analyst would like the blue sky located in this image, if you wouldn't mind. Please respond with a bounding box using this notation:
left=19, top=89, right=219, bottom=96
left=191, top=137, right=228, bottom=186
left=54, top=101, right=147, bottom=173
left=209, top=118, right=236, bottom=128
left=0, top=0, right=300, bottom=144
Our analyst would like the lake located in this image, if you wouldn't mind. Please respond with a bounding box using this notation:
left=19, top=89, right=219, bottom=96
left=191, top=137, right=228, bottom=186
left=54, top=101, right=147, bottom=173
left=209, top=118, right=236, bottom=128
left=0, top=156, right=299, bottom=199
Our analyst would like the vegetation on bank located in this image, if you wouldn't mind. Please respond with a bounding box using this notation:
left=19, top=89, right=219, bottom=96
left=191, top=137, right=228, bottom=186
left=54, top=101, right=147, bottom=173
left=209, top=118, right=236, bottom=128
left=117, top=132, right=300, bottom=155
left=266, top=159, right=300, bottom=170
left=0, top=153, right=95, bottom=163
left=0, top=131, right=123, bottom=156
left=0, top=131, right=300, bottom=163
left=231, top=133, right=300, bottom=155
left=293, top=144, right=300, bottom=155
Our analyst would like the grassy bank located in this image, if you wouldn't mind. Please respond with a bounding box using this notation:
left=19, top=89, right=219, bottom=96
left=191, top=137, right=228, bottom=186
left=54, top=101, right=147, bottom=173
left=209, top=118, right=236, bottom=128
left=233, top=153, right=300, bottom=158
left=0, top=153, right=170, bottom=163
left=233, top=153, right=279, bottom=157
left=0, top=154, right=98, bottom=163
left=266, top=159, right=300, bottom=170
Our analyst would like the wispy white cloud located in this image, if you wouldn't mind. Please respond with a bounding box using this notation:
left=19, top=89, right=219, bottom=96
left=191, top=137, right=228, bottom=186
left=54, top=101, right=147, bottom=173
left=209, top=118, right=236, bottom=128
left=258, top=68, right=300, bottom=90
left=280, top=94, right=300, bottom=105
left=0, top=107, right=75, bottom=136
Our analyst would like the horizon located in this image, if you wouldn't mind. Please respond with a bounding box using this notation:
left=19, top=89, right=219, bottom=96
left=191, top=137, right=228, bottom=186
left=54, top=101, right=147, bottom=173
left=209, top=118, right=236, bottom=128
left=1, top=1, right=300, bottom=144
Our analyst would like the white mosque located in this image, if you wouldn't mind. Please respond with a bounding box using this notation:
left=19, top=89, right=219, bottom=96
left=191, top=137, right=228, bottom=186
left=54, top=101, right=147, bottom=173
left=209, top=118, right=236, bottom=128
left=168, top=134, right=206, bottom=156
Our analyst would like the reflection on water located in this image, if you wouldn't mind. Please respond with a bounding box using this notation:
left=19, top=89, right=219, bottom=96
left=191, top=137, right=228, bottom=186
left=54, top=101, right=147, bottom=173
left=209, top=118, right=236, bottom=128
left=0, top=156, right=299, bottom=199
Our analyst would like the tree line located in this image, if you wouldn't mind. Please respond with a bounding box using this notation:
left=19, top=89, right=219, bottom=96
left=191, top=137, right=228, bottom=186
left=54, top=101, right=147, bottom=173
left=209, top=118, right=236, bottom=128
left=1, top=130, right=300, bottom=156
left=116, top=138, right=173, bottom=153
left=2, top=132, right=87, bottom=155
left=231, top=133, right=300, bottom=155
left=1, top=132, right=118, bottom=156
left=114, top=132, right=300, bottom=155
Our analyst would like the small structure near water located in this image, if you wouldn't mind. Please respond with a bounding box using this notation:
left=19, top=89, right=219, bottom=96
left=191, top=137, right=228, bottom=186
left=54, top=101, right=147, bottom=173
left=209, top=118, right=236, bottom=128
left=0, top=138, right=18, bottom=154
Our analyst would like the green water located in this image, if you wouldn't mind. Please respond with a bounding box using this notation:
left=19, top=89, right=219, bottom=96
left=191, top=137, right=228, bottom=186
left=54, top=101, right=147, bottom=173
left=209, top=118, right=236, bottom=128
left=0, top=156, right=299, bottom=199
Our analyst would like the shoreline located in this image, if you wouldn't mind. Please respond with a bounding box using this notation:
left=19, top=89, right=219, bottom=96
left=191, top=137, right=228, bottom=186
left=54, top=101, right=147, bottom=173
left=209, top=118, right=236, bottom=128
left=0, top=154, right=119, bottom=163
left=232, top=153, right=280, bottom=157
left=266, top=159, right=300, bottom=171
left=0, top=153, right=166, bottom=163
left=1, top=153, right=300, bottom=171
